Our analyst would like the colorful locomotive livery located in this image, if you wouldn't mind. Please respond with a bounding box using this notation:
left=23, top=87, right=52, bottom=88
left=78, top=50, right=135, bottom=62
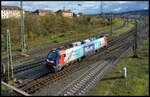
left=46, top=36, right=107, bottom=72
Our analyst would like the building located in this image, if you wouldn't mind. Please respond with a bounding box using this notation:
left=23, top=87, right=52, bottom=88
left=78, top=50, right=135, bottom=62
left=1, top=5, right=24, bottom=19
left=56, top=6, right=73, bottom=17
left=73, top=13, right=80, bottom=17
left=32, top=9, right=55, bottom=16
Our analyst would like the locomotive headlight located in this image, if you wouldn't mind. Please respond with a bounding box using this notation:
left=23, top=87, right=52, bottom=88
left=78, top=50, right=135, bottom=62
left=46, top=59, right=55, bottom=63
left=50, top=61, right=54, bottom=63
left=46, top=59, right=50, bottom=62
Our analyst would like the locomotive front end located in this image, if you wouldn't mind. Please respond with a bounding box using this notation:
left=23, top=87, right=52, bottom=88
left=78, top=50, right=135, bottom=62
left=46, top=50, right=60, bottom=72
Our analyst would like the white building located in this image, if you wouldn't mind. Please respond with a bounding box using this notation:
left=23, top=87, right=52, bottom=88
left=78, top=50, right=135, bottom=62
left=1, top=5, right=24, bottom=19
left=56, top=6, right=73, bottom=17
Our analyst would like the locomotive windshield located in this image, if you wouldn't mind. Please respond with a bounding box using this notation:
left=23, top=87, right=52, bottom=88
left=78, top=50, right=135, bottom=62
left=47, top=51, right=57, bottom=60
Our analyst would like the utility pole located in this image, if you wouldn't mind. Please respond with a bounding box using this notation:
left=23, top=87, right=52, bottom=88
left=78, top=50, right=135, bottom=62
left=132, top=20, right=138, bottom=58
left=110, top=12, right=113, bottom=33
left=20, top=0, right=26, bottom=52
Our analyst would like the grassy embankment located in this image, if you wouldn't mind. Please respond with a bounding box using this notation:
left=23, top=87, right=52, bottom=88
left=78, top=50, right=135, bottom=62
left=106, top=22, right=134, bottom=38
left=1, top=17, right=124, bottom=55
left=26, top=18, right=124, bottom=47
left=87, top=37, right=149, bottom=96
left=13, top=19, right=134, bottom=52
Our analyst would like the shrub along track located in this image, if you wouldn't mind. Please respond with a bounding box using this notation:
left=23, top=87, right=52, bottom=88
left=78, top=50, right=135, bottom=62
left=1, top=21, right=127, bottom=66
left=16, top=27, right=135, bottom=94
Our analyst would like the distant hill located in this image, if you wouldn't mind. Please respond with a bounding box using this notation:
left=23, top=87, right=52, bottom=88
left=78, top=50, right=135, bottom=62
left=119, top=9, right=149, bottom=16
left=88, top=9, right=149, bottom=16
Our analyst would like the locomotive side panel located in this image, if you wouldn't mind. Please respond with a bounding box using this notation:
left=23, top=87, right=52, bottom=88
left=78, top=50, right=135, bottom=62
left=99, top=37, right=106, bottom=47
left=65, top=45, right=84, bottom=64
left=93, top=39, right=101, bottom=50
left=83, top=43, right=95, bottom=56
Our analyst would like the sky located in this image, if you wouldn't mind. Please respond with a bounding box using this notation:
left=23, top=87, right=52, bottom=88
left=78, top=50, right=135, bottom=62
left=1, top=1, right=149, bottom=14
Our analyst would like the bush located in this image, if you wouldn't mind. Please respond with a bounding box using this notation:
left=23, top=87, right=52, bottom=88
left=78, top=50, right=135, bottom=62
left=53, top=40, right=59, bottom=43
left=26, top=45, right=30, bottom=50
left=59, top=34, right=65, bottom=37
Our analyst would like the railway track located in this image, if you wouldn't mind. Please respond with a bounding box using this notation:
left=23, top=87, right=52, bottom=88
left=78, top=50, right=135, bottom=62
left=16, top=29, right=134, bottom=94
left=13, top=58, right=46, bottom=74
left=1, top=19, right=148, bottom=96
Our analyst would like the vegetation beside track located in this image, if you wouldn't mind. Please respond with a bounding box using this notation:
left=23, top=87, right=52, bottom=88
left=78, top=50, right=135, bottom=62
left=1, top=14, right=124, bottom=55
left=1, top=84, right=13, bottom=93
left=107, top=22, right=134, bottom=38
left=87, top=37, right=149, bottom=96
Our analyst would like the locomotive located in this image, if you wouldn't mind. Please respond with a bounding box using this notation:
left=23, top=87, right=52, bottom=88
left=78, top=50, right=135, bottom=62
left=46, top=35, right=107, bottom=72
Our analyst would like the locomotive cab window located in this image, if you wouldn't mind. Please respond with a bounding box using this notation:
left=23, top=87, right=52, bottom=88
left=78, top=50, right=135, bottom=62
left=47, top=52, right=57, bottom=61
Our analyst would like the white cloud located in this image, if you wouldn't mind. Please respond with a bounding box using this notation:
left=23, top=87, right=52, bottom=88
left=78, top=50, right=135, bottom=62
left=118, top=1, right=128, bottom=4
left=144, top=7, right=148, bottom=9
left=114, top=8, right=121, bottom=11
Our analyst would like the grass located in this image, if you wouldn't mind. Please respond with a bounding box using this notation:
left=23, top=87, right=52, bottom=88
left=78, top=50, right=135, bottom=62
left=87, top=37, right=149, bottom=96
left=1, top=84, right=13, bottom=93
left=107, top=22, right=134, bottom=38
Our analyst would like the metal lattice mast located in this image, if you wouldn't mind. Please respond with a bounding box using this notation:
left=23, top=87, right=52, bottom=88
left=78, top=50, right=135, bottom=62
left=6, top=29, right=13, bottom=80
left=8, top=29, right=13, bottom=78
left=20, top=1, right=26, bottom=52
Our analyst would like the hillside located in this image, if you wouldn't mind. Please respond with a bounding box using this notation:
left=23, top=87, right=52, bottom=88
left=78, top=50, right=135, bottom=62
left=89, top=9, right=149, bottom=17
left=119, top=9, right=149, bottom=16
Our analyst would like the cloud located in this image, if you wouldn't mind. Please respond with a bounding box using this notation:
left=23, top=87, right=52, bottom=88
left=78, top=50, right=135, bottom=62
left=118, top=1, right=128, bottom=4
left=144, top=7, right=148, bottom=9
left=114, top=8, right=121, bottom=11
